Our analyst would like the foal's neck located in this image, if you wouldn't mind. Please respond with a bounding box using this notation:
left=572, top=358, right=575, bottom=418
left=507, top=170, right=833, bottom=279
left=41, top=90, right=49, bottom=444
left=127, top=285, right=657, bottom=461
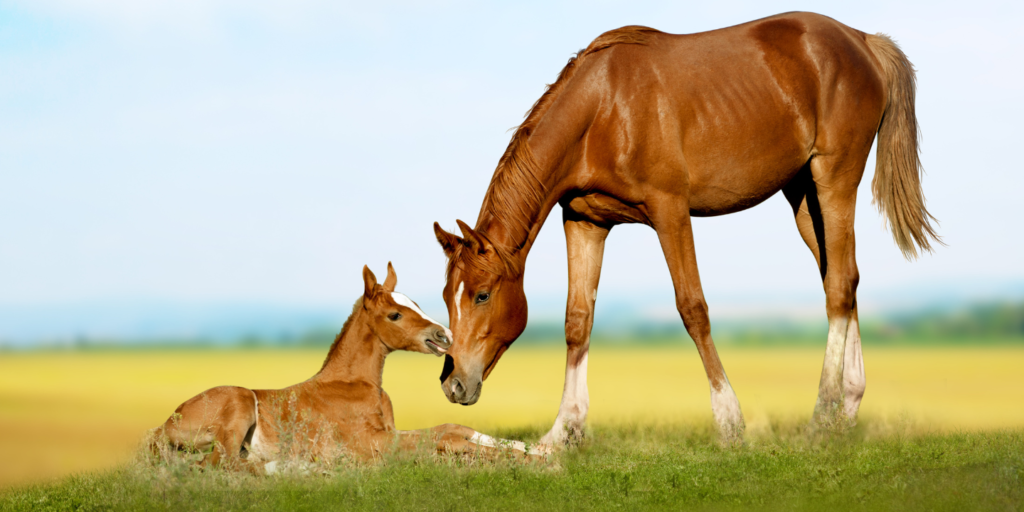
left=315, top=308, right=387, bottom=387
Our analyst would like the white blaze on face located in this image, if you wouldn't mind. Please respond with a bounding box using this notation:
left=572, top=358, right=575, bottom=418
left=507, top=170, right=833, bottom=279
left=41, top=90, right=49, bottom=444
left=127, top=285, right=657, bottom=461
left=391, top=292, right=452, bottom=340
left=454, top=281, right=465, bottom=323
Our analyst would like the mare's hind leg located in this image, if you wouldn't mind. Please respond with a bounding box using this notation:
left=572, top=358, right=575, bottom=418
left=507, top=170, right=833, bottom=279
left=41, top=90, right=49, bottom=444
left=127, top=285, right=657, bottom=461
left=791, top=151, right=868, bottom=424
left=158, top=386, right=257, bottom=467
left=648, top=194, right=744, bottom=440
left=783, top=168, right=866, bottom=421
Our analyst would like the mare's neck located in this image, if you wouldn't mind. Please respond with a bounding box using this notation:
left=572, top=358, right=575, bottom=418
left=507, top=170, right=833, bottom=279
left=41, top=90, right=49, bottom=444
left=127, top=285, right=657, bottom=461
left=315, top=309, right=388, bottom=387
left=475, top=107, right=587, bottom=262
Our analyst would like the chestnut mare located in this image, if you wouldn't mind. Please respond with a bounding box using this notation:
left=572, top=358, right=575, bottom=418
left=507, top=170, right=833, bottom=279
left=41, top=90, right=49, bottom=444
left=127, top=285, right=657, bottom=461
left=150, top=264, right=537, bottom=467
left=433, top=12, right=939, bottom=444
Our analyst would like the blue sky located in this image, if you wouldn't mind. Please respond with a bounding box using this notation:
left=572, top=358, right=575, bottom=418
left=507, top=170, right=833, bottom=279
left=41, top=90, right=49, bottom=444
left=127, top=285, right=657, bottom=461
left=2, top=1, right=1022, bottom=340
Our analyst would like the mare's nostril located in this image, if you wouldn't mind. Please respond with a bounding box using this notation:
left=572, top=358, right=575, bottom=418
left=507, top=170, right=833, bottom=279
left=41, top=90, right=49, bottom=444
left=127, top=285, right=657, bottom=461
left=452, top=378, right=465, bottom=398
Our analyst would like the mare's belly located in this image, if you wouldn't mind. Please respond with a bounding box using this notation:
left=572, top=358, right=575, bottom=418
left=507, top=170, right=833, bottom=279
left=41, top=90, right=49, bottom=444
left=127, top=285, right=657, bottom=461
left=683, top=124, right=810, bottom=217
left=687, top=161, right=804, bottom=217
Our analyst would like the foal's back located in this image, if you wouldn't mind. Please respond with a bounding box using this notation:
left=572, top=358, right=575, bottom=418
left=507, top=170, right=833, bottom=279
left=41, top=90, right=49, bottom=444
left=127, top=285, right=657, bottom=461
left=248, top=376, right=394, bottom=461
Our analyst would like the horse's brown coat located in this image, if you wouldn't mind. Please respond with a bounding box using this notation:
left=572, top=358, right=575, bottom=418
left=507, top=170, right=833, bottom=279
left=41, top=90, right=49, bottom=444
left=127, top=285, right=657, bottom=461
left=150, top=264, right=532, bottom=466
left=433, top=12, right=939, bottom=441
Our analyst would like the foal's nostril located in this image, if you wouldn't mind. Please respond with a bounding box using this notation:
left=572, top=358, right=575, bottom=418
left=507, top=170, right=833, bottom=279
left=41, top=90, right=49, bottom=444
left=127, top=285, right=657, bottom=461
left=434, top=329, right=449, bottom=346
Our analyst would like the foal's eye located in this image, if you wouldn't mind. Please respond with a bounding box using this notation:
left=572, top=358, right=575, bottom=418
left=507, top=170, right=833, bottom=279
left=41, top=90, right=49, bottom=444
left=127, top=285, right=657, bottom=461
left=475, top=292, right=490, bottom=304
left=388, top=312, right=402, bottom=321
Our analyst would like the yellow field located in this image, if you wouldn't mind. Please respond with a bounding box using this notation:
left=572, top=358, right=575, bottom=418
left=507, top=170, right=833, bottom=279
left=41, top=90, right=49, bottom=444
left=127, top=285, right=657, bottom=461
left=2, top=344, right=1023, bottom=488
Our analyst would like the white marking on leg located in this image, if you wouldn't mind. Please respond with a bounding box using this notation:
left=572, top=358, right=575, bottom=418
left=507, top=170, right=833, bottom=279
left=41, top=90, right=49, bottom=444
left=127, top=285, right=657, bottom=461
left=454, top=281, right=464, bottom=323
left=709, top=378, right=743, bottom=434
left=470, top=431, right=527, bottom=452
left=843, top=317, right=866, bottom=419
left=248, top=390, right=270, bottom=461
left=540, top=351, right=589, bottom=445
left=817, top=316, right=850, bottom=414
left=392, top=292, right=453, bottom=340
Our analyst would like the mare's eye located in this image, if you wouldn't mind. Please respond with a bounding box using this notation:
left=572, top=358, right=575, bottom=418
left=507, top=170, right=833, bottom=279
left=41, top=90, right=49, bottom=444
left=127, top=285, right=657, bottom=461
left=475, top=292, right=490, bottom=304
left=388, top=312, right=402, bottom=321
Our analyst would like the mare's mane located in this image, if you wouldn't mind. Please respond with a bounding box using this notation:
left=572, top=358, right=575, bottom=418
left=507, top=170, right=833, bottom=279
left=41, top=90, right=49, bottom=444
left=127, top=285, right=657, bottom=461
left=318, top=297, right=365, bottom=373
left=453, top=26, right=661, bottom=279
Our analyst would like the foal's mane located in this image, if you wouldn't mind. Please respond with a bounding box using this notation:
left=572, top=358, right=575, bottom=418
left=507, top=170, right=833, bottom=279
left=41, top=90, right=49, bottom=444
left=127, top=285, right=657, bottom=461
left=462, top=25, right=661, bottom=277
left=318, top=297, right=364, bottom=373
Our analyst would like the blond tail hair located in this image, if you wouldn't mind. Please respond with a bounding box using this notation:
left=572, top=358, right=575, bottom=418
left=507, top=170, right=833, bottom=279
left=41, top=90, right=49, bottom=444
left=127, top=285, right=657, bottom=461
left=865, top=33, right=942, bottom=259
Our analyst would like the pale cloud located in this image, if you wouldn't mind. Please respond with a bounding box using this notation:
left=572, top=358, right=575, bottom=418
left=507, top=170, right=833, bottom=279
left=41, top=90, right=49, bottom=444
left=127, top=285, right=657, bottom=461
left=9, top=0, right=469, bottom=37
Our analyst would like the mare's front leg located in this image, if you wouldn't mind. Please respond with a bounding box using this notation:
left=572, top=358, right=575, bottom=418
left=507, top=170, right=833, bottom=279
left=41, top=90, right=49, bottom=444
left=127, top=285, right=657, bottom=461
left=649, top=195, right=745, bottom=441
left=538, top=213, right=610, bottom=447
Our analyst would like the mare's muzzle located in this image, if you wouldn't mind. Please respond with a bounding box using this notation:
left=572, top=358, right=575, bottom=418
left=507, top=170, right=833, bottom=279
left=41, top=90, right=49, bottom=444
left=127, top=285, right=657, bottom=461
left=440, top=355, right=482, bottom=405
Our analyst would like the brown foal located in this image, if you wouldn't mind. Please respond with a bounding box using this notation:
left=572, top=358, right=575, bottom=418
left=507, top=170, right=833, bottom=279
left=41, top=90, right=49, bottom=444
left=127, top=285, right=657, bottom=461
left=433, top=12, right=940, bottom=444
left=150, top=263, right=538, bottom=468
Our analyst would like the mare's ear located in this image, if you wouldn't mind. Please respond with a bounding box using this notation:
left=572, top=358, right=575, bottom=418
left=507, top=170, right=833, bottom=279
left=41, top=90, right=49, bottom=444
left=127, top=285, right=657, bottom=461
left=434, top=222, right=461, bottom=257
left=362, top=265, right=379, bottom=300
left=382, top=261, right=397, bottom=292
left=456, top=219, right=494, bottom=255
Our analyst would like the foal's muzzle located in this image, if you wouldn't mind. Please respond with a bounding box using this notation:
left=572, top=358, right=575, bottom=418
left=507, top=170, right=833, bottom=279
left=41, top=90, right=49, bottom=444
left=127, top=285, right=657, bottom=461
left=424, top=328, right=451, bottom=356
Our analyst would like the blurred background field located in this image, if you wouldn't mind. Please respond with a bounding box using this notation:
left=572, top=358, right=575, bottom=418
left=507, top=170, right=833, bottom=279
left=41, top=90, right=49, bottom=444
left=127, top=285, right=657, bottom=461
left=2, top=334, right=1022, bottom=489
left=3, top=0, right=1024, bottom=500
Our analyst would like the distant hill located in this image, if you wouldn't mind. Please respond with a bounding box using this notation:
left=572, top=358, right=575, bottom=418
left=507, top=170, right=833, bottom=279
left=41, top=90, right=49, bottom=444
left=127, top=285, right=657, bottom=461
left=865, top=301, right=1024, bottom=340
left=2, top=298, right=1022, bottom=349
left=519, top=300, right=1024, bottom=346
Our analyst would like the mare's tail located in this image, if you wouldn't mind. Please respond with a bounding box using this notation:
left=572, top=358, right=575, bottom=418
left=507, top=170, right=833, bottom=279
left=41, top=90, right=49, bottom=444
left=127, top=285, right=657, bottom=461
left=865, top=33, right=942, bottom=259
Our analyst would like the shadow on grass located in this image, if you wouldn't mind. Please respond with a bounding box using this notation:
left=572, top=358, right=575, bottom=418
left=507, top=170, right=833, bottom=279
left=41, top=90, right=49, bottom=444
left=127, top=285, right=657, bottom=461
left=3, top=418, right=1022, bottom=511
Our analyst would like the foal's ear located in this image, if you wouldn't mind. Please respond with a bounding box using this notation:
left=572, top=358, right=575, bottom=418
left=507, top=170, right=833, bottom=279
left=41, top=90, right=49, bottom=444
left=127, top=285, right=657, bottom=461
left=456, top=219, right=494, bottom=254
left=362, top=265, right=379, bottom=300
left=382, top=261, right=397, bottom=292
left=434, top=222, right=461, bottom=257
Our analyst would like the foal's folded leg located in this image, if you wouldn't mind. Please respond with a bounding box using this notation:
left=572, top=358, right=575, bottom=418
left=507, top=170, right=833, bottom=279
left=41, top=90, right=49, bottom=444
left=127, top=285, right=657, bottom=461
left=157, top=385, right=258, bottom=467
left=399, top=424, right=545, bottom=461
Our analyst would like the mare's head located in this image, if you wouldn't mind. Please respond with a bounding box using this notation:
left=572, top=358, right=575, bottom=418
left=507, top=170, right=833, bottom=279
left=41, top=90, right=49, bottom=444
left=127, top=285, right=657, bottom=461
left=433, top=220, right=528, bottom=405
left=361, top=262, right=452, bottom=357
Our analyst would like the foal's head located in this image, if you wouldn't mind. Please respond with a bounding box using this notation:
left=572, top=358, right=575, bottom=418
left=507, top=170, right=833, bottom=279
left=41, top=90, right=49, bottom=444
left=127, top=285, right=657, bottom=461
left=361, top=262, right=453, bottom=357
left=432, top=221, right=529, bottom=405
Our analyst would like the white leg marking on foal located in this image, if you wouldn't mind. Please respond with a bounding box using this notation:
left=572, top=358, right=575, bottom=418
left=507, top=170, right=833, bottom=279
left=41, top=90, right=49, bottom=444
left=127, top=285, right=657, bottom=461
left=249, top=390, right=269, bottom=460
left=470, top=431, right=527, bottom=452
left=454, top=281, right=464, bottom=323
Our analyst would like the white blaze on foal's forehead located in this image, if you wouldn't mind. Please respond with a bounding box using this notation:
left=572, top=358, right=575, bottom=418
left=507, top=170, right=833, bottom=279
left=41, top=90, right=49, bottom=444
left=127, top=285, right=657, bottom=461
left=391, top=292, right=445, bottom=329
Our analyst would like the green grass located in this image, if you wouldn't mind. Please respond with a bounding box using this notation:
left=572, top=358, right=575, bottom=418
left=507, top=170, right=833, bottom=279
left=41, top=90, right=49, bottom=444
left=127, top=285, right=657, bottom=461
left=3, top=421, right=1022, bottom=511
